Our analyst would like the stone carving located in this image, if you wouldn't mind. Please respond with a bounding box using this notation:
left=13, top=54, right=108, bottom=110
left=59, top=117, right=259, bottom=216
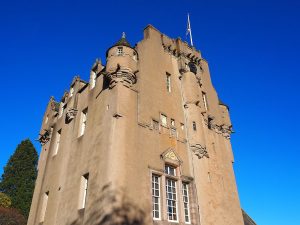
left=65, top=108, right=78, bottom=123
left=161, top=148, right=182, bottom=165
left=106, top=64, right=137, bottom=88
left=37, top=129, right=51, bottom=145
left=191, top=144, right=209, bottom=159
left=204, top=117, right=233, bottom=139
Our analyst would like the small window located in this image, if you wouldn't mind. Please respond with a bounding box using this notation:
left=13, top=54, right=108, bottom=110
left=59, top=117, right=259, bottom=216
left=152, top=174, right=161, bottom=220
left=202, top=92, right=208, bottom=110
left=133, top=52, right=137, bottom=61
left=40, top=191, right=49, bottom=223
left=79, top=173, right=89, bottom=209
left=152, top=119, right=159, bottom=130
left=117, top=47, right=123, bottom=56
left=45, top=115, right=49, bottom=124
left=160, top=114, right=167, bottom=127
left=79, top=108, right=88, bottom=136
left=171, top=119, right=175, bottom=127
left=181, top=123, right=185, bottom=130
left=58, top=103, right=64, bottom=118
left=53, top=129, right=61, bottom=156
left=192, top=121, right=197, bottom=131
left=182, top=183, right=191, bottom=223
left=165, top=165, right=176, bottom=176
left=90, top=72, right=96, bottom=89
left=166, top=73, right=171, bottom=92
left=70, top=86, right=74, bottom=97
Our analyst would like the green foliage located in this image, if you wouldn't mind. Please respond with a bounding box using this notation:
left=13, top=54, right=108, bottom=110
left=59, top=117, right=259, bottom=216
left=0, top=139, right=38, bottom=218
left=0, top=207, right=27, bottom=225
left=0, top=192, right=11, bottom=208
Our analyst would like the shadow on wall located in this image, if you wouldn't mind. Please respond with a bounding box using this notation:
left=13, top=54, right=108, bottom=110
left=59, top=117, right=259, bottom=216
left=70, top=183, right=146, bottom=225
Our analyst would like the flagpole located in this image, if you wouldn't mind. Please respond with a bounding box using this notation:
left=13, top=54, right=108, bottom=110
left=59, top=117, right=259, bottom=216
left=187, top=13, right=194, bottom=46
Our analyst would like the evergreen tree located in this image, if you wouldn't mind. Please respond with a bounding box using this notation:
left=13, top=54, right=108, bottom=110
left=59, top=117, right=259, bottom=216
left=0, top=139, right=38, bottom=218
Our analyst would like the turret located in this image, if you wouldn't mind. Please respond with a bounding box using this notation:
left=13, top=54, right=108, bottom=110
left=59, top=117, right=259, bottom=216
left=105, top=33, right=138, bottom=88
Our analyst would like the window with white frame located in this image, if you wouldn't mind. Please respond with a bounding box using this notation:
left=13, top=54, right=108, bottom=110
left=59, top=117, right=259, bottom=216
left=151, top=164, right=191, bottom=222
left=166, top=73, right=171, bottom=92
left=165, top=164, right=176, bottom=176
left=79, top=173, right=89, bottom=209
left=70, top=86, right=74, bottom=97
left=160, top=114, right=167, bottom=127
left=152, top=174, right=161, bottom=219
left=79, top=108, right=88, bottom=136
left=40, top=191, right=49, bottom=223
left=166, top=178, right=178, bottom=221
left=45, top=115, right=48, bottom=124
left=202, top=92, right=208, bottom=110
left=182, top=183, right=191, bottom=223
left=53, top=129, right=61, bottom=156
left=90, top=72, right=96, bottom=89
left=117, top=47, right=123, bottom=56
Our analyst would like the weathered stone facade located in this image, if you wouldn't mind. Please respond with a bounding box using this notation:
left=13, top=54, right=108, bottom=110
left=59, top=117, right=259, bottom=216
left=28, top=25, right=246, bottom=225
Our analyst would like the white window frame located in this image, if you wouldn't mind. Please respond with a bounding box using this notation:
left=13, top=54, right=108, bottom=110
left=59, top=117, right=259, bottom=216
left=79, top=173, right=89, bottom=209
left=90, top=72, right=96, bottom=89
left=182, top=183, right=191, bottom=224
left=70, top=86, right=74, bottom=97
left=160, top=114, right=167, bottom=127
left=202, top=92, right=208, bottom=110
left=152, top=174, right=161, bottom=220
left=40, top=191, right=49, bottom=223
left=166, top=73, right=171, bottom=93
left=165, top=165, right=176, bottom=176
left=117, top=47, right=123, bottom=56
left=166, top=178, right=178, bottom=222
left=53, top=129, right=61, bottom=156
left=79, top=108, right=88, bottom=137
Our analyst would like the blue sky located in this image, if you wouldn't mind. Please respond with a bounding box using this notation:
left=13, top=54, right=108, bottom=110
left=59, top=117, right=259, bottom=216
left=0, top=0, right=299, bottom=224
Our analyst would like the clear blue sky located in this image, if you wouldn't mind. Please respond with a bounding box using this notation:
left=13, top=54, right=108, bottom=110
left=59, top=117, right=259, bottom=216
left=0, top=0, right=299, bottom=224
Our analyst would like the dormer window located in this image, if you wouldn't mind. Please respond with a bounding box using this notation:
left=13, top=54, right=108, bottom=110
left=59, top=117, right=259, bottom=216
left=117, top=47, right=123, bottom=56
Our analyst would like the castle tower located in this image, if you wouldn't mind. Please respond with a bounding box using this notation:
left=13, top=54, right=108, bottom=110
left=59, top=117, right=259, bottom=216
left=28, top=25, right=250, bottom=225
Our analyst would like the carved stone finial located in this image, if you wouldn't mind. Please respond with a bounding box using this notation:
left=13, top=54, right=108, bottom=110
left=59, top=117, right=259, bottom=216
left=122, top=32, right=126, bottom=39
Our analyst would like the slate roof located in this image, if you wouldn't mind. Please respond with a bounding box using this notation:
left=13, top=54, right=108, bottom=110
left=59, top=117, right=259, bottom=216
left=242, top=209, right=257, bottom=225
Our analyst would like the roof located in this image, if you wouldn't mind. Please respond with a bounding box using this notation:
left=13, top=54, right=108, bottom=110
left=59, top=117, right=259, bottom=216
left=242, top=209, right=257, bottom=225
left=219, top=99, right=229, bottom=110
left=106, top=33, right=133, bottom=57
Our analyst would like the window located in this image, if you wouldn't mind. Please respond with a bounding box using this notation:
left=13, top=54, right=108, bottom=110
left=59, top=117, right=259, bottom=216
left=40, top=191, right=49, bottom=223
left=91, top=72, right=96, bottom=89
left=182, top=183, right=191, bottom=223
left=202, top=92, right=208, bottom=110
left=181, top=123, right=185, bottom=130
left=166, top=73, right=171, bottom=92
left=166, top=178, right=178, bottom=221
left=79, top=108, right=88, bottom=136
left=45, top=115, right=48, bottom=124
left=79, top=173, right=89, bottom=209
left=58, top=103, right=64, bottom=118
left=53, top=129, right=61, bottom=156
left=165, top=165, right=176, bottom=176
left=133, top=52, right=137, bottom=61
left=152, top=174, right=161, bottom=219
left=171, top=119, right=175, bottom=127
left=151, top=164, right=190, bottom=223
left=70, top=86, right=74, bottom=97
left=152, top=119, right=159, bottom=130
left=192, top=121, right=197, bottom=131
left=117, top=47, right=123, bottom=56
left=160, top=114, right=167, bottom=127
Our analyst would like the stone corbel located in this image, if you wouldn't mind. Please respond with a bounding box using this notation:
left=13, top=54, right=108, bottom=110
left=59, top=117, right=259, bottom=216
left=65, top=108, right=78, bottom=123
left=190, top=144, right=209, bottom=159
left=37, top=129, right=52, bottom=145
